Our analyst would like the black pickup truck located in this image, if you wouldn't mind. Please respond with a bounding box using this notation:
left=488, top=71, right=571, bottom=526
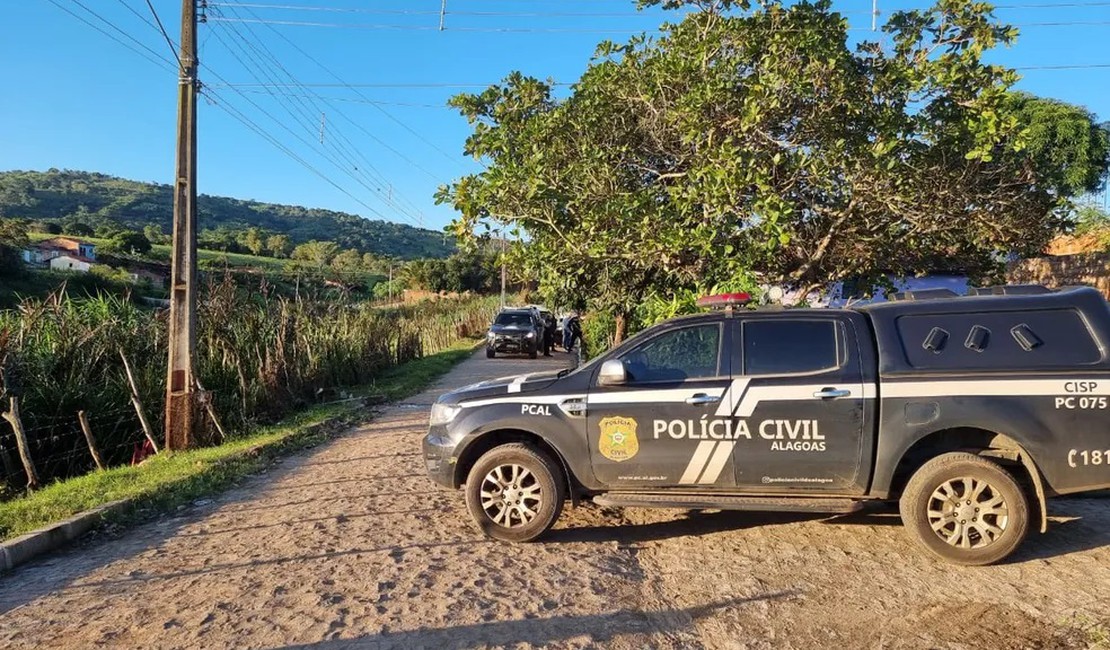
left=423, top=286, right=1110, bottom=565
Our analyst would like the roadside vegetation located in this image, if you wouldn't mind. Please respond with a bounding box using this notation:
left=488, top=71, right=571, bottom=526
left=0, top=340, right=480, bottom=540
left=0, top=286, right=498, bottom=498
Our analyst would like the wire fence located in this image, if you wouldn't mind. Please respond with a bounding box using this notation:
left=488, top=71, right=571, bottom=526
left=0, top=403, right=148, bottom=494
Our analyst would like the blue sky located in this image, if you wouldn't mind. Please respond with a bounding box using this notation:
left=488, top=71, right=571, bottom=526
left=2, top=0, right=1108, bottom=233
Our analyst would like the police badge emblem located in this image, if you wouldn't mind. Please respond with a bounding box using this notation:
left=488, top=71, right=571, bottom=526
left=598, top=416, right=639, bottom=462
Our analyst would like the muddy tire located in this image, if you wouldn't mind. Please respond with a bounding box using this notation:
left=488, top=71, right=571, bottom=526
left=485, top=347, right=495, bottom=359
left=465, top=443, right=565, bottom=543
left=899, top=452, right=1029, bottom=566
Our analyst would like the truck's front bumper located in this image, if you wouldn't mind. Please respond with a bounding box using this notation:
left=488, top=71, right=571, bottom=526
left=488, top=335, right=533, bottom=353
left=422, top=425, right=459, bottom=489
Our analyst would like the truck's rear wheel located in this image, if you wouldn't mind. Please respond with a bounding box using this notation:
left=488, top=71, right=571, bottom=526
left=465, top=443, right=565, bottom=543
left=899, top=452, right=1029, bottom=566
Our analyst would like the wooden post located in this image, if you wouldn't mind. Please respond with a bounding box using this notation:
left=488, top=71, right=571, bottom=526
left=195, top=379, right=227, bottom=443
left=120, top=351, right=160, bottom=454
left=2, top=397, right=39, bottom=490
left=77, top=411, right=105, bottom=471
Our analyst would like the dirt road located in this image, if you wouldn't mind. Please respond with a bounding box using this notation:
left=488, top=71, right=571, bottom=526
left=0, top=349, right=1107, bottom=649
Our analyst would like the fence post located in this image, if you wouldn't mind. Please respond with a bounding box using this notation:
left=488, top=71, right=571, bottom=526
left=77, top=410, right=105, bottom=471
left=119, top=351, right=160, bottom=454
left=195, top=379, right=227, bottom=443
left=2, top=397, right=39, bottom=490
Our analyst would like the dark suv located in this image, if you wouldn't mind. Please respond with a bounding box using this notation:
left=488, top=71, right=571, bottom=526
left=486, top=308, right=544, bottom=359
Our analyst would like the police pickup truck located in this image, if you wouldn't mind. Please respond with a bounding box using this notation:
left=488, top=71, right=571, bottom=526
left=423, top=287, right=1110, bottom=565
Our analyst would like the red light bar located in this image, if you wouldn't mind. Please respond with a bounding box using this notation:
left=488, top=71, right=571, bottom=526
left=696, top=293, right=753, bottom=309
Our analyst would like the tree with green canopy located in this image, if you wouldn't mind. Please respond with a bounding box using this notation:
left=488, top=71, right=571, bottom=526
left=291, top=240, right=340, bottom=267
left=438, top=0, right=1110, bottom=342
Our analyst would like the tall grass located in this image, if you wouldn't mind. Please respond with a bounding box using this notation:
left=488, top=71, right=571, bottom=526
left=0, top=278, right=498, bottom=496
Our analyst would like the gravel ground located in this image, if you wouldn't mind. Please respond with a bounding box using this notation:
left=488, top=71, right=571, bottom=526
left=0, top=348, right=1107, bottom=650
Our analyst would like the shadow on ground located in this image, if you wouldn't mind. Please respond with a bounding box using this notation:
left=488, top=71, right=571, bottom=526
left=547, top=508, right=824, bottom=544
left=278, top=593, right=799, bottom=650
left=547, top=498, right=1110, bottom=563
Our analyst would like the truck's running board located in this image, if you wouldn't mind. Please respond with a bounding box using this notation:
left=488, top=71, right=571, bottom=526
left=592, top=492, right=865, bottom=514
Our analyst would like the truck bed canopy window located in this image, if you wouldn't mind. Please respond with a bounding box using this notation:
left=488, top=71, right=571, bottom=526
left=897, top=309, right=1100, bottom=370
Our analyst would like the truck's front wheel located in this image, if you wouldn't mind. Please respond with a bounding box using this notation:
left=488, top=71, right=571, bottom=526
left=465, top=443, right=565, bottom=543
left=900, top=452, right=1029, bottom=566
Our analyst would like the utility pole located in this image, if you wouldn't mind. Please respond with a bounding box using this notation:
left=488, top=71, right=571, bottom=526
left=165, top=0, right=199, bottom=451
left=500, top=232, right=507, bottom=309
left=871, top=0, right=878, bottom=31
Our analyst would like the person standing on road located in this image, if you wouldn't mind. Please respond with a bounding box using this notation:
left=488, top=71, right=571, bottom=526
left=542, top=313, right=555, bottom=357
left=563, top=313, right=582, bottom=353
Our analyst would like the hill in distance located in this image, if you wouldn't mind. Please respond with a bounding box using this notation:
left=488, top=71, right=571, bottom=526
left=0, top=169, right=454, bottom=260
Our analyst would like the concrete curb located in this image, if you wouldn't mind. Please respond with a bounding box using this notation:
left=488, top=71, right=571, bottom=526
left=0, top=499, right=129, bottom=573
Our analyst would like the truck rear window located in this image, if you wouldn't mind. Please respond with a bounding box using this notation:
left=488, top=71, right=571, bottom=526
left=743, top=320, right=840, bottom=375
left=897, top=309, right=1100, bottom=370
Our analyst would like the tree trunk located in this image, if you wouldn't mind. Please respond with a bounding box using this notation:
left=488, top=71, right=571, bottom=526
left=613, top=312, right=629, bottom=346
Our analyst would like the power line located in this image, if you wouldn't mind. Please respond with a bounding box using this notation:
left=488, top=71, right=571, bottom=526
left=213, top=2, right=432, bottom=218
left=144, top=0, right=182, bottom=65
left=203, top=24, right=430, bottom=226
left=211, top=15, right=1110, bottom=31
left=231, top=5, right=469, bottom=170
left=229, top=88, right=448, bottom=108
left=204, top=2, right=707, bottom=19
left=201, top=87, right=412, bottom=228
left=112, top=0, right=179, bottom=58
left=207, top=16, right=770, bottom=33
left=44, top=0, right=176, bottom=71
left=208, top=81, right=559, bottom=88
left=201, top=54, right=397, bottom=223
left=209, top=5, right=435, bottom=220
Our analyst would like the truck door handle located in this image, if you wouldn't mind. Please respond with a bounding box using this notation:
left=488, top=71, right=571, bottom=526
left=685, top=393, right=721, bottom=406
left=560, top=400, right=587, bottom=418
left=813, top=388, right=851, bottom=399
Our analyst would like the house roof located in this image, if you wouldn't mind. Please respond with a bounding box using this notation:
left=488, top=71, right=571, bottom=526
left=35, top=237, right=94, bottom=251
left=50, top=253, right=95, bottom=264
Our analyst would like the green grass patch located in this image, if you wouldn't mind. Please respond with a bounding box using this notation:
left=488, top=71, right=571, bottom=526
left=0, top=339, right=480, bottom=541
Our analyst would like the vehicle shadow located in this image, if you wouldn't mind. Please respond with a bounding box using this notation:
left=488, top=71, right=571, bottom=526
left=546, top=509, right=825, bottom=544
left=548, top=499, right=1109, bottom=562
left=277, top=593, right=800, bottom=650
left=1009, top=498, right=1110, bottom=562
left=823, top=498, right=1110, bottom=562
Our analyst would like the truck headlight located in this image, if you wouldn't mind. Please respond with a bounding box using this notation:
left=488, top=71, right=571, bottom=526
left=429, top=402, right=462, bottom=426
left=526, top=331, right=535, bottom=339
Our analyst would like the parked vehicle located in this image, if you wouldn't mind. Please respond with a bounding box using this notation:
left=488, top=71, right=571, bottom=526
left=486, top=308, right=545, bottom=359
left=426, top=287, right=1110, bottom=565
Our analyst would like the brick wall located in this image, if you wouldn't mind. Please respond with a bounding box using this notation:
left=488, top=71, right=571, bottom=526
left=1007, top=252, right=1110, bottom=298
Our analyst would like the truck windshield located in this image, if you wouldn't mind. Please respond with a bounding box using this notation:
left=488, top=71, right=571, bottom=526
left=495, top=313, right=532, bottom=326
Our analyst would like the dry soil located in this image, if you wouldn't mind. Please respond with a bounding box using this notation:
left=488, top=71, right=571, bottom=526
left=0, top=349, right=1107, bottom=650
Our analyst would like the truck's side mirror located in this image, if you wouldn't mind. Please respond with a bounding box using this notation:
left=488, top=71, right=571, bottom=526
left=598, top=359, right=627, bottom=386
